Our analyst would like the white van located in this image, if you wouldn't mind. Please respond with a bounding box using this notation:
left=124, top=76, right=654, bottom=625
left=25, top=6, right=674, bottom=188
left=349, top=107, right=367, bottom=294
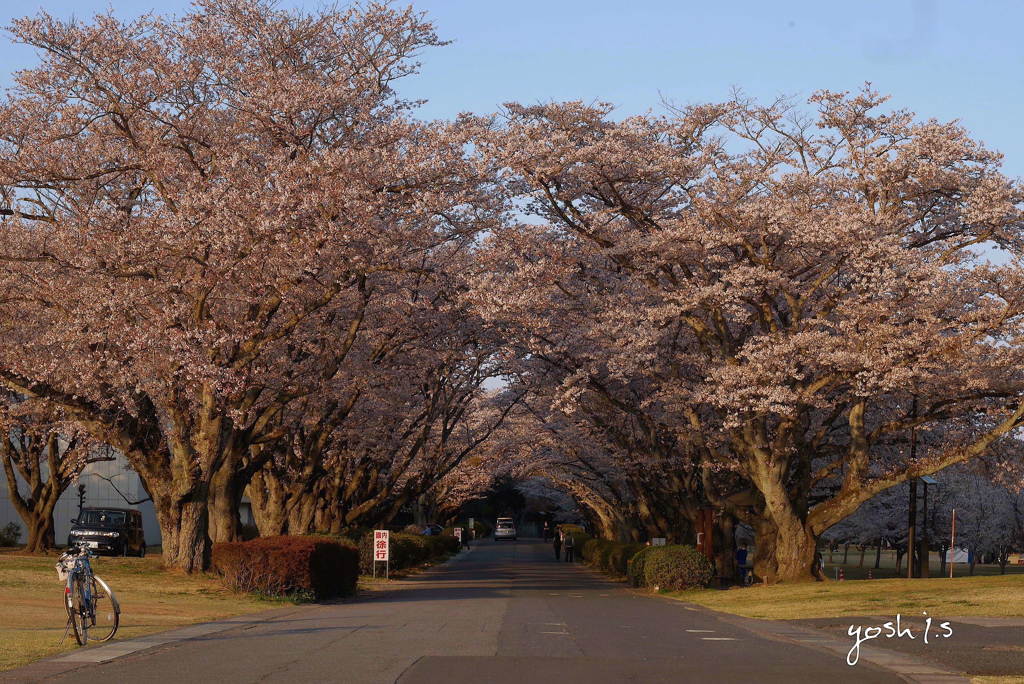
left=494, top=517, right=517, bottom=541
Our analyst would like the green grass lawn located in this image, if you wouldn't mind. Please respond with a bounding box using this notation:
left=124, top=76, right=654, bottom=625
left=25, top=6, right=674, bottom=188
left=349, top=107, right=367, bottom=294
left=0, top=548, right=278, bottom=671
left=672, top=572, right=1024, bottom=620
left=818, top=547, right=1024, bottom=581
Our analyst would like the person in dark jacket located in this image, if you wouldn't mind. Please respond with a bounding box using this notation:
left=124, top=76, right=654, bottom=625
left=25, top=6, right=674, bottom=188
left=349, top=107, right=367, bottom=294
left=553, top=530, right=562, bottom=560
left=564, top=531, right=575, bottom=562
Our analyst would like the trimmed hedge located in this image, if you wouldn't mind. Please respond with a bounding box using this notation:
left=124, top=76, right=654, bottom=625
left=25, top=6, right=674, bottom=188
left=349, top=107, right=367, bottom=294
left=357, top=531, right=460, bottom=574
left=212, top=535, right=359, bottom=600
left=642, top=545, right=715, bottom=591
left=581, top=540, right=715, bottom=591
left=627, top=546, right=655, bottom=587
left=580, top=539, right=646, bottom=578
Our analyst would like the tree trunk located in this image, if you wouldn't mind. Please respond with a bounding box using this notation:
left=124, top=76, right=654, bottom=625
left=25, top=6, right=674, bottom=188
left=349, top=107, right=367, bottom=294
left=752, top=516, right=820, bottom=583
left=23, top=499, right=57, bottom=553
left=749, top=455, right=821, bottom=582
left=713, top=513, right=737, bottom=582
left=247, top=470, right=289, bottom=536
left=153, top=492, right=210, bottom=573
left=874, top=540, right=882, bottom=569
left=2, top=450, right=61, bottom=553
left=208, top=464, right=243, bottom=544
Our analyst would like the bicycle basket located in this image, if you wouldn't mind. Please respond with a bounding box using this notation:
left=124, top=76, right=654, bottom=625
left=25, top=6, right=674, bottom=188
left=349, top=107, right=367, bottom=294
left=55, top=556, right=71, bottom=583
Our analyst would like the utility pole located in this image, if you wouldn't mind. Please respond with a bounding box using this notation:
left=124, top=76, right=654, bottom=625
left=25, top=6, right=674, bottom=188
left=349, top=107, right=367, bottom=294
left=907, top=397, right=918, bottom=579
left=908, top=478, right=917, bottom=578
left=949, top=508, right=956, bottom=578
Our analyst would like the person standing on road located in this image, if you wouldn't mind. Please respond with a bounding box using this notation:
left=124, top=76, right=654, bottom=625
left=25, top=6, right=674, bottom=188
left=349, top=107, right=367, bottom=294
left=564, top=531, right=575, bottom=562
left=553, top=529, right=562, bottom=560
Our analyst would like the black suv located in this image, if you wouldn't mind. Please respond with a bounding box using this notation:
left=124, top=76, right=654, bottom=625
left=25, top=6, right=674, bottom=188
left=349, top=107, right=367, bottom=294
left=68, top=508, right=147, bottom=557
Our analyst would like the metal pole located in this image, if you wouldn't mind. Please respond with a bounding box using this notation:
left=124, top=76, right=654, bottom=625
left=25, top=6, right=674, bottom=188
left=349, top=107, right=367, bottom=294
left=949, top=508, right=956, bottom=578
left=921, top=482, right=929, bottom=578
left=907, top=397, right=918, bottom=579
left=907, top=479, right=917, bottom=578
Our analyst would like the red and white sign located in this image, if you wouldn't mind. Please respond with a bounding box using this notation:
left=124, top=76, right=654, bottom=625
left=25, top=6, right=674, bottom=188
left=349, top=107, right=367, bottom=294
left=454, top=528, right=463, bottom=542
left=373, top=530, right=389, bottom=562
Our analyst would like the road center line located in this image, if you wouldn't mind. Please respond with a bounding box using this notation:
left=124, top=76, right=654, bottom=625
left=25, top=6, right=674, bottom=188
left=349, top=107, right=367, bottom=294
left=685, top=629, right=715, bottom=633
left=701, top=637, right=738, bottom=641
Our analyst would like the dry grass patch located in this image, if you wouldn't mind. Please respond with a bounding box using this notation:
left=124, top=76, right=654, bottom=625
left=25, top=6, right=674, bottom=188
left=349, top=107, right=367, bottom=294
left=669, top=574, right=1024, bottom=620
left=0, top=549, right=277, bottom=671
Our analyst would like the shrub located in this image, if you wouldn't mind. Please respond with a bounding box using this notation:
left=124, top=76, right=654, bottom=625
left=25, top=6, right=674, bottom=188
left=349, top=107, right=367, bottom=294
left=212, top=535, right=359, bottom=600
left=581, top=538, right=605, bottom=563
left=627, top=546, right=656, bottom=587
left=642, top=545, right=715, bottom=591
left=0, top=522, right=20, bottom=547
left=357, top=531, right=458, bottom=574
left=423, top=533, right=460, bottom=556
left=606, top=543, right=645, bottom=576
left=581, top=539, right=644, bottom=577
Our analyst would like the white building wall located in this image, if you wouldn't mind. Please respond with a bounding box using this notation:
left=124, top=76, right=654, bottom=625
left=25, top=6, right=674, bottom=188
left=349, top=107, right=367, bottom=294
left=0, top=453, right=161, bottom=546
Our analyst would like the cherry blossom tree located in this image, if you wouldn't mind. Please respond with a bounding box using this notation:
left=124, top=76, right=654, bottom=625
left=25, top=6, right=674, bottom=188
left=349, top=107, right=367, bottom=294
left=0, top=393, right=112, bottom=552
left=469, top=89, right=1024, bottom=581
left=0, top=0, right=488, bottom=570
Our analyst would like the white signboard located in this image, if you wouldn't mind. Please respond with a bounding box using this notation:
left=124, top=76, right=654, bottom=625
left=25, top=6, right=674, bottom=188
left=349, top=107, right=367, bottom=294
left=652, top=537, right=667, bottom=546
left=373, top=530, right=390, bottom=562
left=944, top=547, right=969, bottom=563
left=454, top=528, right=463, bottom=543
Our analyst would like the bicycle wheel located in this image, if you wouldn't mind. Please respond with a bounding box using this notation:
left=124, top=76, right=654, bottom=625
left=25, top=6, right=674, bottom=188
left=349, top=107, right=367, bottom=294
left=89, top=576, right=119, bottom=642
left=66, top=576, right=89, bottom=645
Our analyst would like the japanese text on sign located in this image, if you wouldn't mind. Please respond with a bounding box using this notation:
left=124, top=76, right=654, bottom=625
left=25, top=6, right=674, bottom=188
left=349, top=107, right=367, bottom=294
left=373, top=529, right=389, bottom=561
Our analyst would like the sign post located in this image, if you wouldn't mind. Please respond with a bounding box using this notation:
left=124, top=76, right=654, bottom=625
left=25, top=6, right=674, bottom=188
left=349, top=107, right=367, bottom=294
left=373, top=529, right=390, bottom=579
left=454, top=527, right=463, bottom=547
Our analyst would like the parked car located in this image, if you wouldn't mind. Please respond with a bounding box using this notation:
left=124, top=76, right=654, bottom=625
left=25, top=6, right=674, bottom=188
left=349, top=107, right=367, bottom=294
left=68, top=507, right=147, bottom=557
left=421, top=523, right=444, bottom=536
left=494, top=517, right=516, bottom=541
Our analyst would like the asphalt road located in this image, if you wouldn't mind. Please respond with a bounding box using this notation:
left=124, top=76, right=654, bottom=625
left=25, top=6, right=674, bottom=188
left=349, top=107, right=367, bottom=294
left=47, top=540, right=904, bottom=683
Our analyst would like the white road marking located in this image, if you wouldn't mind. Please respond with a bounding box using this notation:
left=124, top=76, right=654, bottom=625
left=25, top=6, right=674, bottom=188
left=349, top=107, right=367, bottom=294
left=541, top=631, right=571, bottom=635
left=701, top=637, right=738, bottom=641
left=686, top=629, right=715, bottom=633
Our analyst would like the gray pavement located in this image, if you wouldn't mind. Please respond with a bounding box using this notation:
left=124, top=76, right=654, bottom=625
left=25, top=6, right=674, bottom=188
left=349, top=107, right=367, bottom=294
left=5, top=541, right=965, bottom=683
left=797, top=614, right=1024, bottom=677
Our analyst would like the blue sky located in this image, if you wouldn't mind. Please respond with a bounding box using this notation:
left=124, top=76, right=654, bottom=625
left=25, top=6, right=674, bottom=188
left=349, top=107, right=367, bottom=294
left=2, top=1, right=1022, bottom=176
